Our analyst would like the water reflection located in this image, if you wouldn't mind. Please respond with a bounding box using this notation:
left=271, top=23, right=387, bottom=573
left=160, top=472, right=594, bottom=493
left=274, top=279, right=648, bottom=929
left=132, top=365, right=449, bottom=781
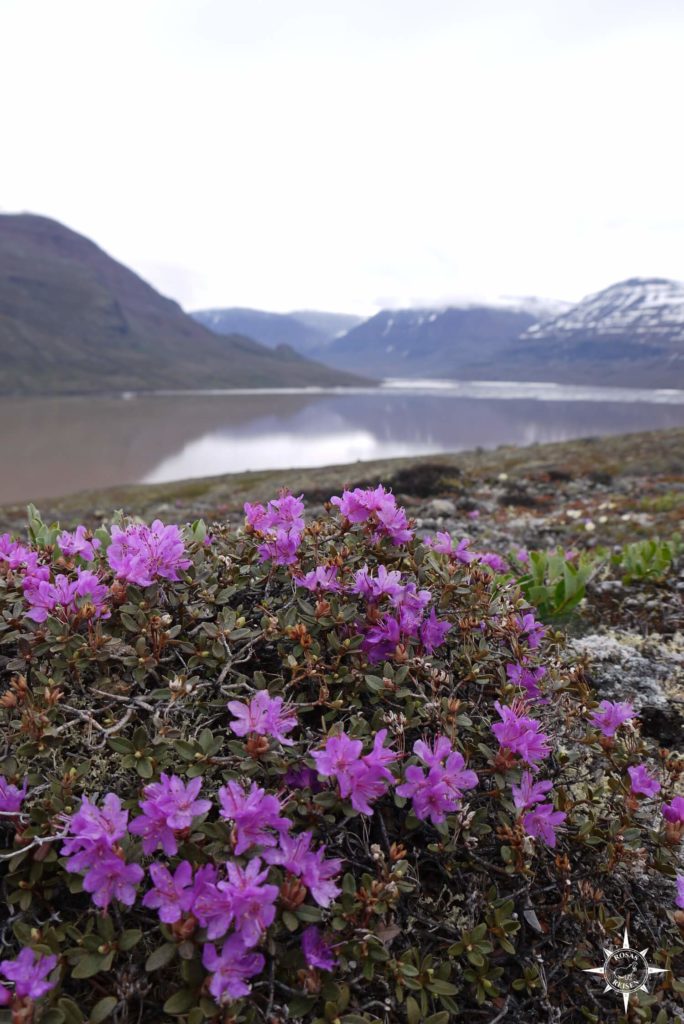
left=1, top=382, right=684, bottom=503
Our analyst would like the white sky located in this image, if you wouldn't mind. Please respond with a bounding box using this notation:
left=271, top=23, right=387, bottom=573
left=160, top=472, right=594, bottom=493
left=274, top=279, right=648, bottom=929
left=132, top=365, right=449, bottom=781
left=3, top=0, right=684, bottom=314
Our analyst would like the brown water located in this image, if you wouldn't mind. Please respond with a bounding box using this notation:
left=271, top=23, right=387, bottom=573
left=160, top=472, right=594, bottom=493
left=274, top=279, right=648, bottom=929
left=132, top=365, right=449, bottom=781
left=2, top=381, right=684, bottom=504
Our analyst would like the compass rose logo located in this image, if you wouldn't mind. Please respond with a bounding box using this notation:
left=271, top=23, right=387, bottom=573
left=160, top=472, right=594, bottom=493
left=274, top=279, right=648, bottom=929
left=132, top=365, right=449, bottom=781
left=583, top=928, right=668, bottom=1011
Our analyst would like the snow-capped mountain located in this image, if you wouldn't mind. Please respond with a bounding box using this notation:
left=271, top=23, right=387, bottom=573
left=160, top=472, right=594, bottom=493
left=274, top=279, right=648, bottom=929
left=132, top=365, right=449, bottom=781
left=525, top=278, right=684, bottom=341
left=320, top=305, right=538, bottom=378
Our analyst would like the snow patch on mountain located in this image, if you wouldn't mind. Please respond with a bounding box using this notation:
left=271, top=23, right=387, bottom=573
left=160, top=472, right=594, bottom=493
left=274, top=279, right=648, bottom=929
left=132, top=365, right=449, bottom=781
left=526, top=278, right=684, bottom=339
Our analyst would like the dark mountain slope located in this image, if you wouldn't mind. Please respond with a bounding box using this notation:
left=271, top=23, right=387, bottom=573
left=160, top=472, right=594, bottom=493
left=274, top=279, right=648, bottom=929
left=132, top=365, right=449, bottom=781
left=0, top=215, right=368, bottom=394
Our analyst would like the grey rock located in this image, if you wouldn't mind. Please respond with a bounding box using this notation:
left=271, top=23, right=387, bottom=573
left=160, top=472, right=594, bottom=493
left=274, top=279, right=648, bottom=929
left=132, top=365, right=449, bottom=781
left=425, top=499, right=456, bottom=517
left=567, top=631, right=684, bottom=745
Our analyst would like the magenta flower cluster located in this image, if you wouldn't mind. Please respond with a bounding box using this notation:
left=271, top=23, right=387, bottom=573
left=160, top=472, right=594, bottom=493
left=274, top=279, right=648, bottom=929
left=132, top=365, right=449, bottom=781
left=396, top=736, right=478, bottom=825
left=129, top=773, right=212, bottom=855
left=589, top=700, right=635, bottom=737
left=56, top=771, right=344, bottom=1003
left=0, top=775, right=28, bottom=814
left=491, top=705, right=565, bottom=846
left=331, top=484, right=413, bottom=545
left=354, top=565, right=450, bottom=662
left=227, top=690, right=297, bottom=746
left=107, top=519, right=192, bottom=586
left=61, top=793, right=144, bottom=908
left=628, top=764, right=661, bottom=798
left=662, top=795, right=684, bottom=823
left=0, top=948, right=57, bottom=1005
left=58, top=525, right=101, bottom=561
left=23, top=567, right=110, bottom=622
left=492, top=701, right=551, bottom=765
left=425, top=532, right=508, bottom=573
left=506, top=661, right=546, bottom=699
left=244, top=491, right=306, bottom=566
left=218, top=780, right=291, bottom=854
left=312, top=730, right=399, bottom=815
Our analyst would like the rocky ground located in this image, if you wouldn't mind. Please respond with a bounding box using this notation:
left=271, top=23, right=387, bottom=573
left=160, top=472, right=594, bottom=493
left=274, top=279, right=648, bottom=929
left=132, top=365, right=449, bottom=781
left=1, top=426, right=682, bottom=748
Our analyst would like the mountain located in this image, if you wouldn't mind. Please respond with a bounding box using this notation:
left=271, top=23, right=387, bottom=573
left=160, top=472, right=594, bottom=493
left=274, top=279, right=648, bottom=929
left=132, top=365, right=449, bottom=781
left=191, top=307, right=363, bottom=354
left=319, top=306, right=538, bottom=378
left=474, top=278, right=684, bottom=387
left=0, top=215, right=369, bottom=395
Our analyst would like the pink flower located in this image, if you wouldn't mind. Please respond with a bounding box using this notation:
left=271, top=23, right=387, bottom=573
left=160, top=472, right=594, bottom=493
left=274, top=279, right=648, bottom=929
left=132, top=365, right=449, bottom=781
left=190, top=867, right=234, bottom=940
left=516, top=613, right=546, bottom=649
left=23, top=568, right=110, bottom=622
left=301, top=926, right=336, bottom=971
left=511, top=771, right=553, bottom=811
left=129, top=775, right=211, bottom=854
left=352, top=564, right=403, bottom=601
left=479, top=552, right=508, bottom=573
left=676, top=876, right=684, bottom=909
left=330, top=485, right=413, bottom=545
left=0, top=535, right=43, bottom=576
left=70, top=791, right=127, bottom=839
left=396, top=736, right=478, bottom=825
left=662, top=795, right=684, bottom=824
left=227, top=691, right=297, bottom=745
left=312, top=733, right=363, bottom=789
left=506, top=662, right=546, bottom=699
left=313, top=730, right=397, bottom=815
left=0, top=776, right=28, bottom=814
left=299, top=845, right=343, bottom=906
left=492, top=702, right=551, bottom=765
left=257, top=527, right=301, bottom=566
left=222, top=857, right=279, bottom=947
left=142, top=861, right=195, bottom=923
left=516, top=548, right=530, bottom=564
left=0, top=948, right=58, bottom=1001
left=262, top=831, right=342, bottom=906
left=362, top=613, right=401, bottom=663
left=82, top=850, right=144, bottom=908
left=420, top=608, right=451, bottom=653
left=57, top=525, right=101, bottom=562
left=628, top=764, right=661, bottom=798
left=295, top=565, right=342, bottom=592
left=589, top=700, right=635, bottom=738
left=217, top=781, right=291, bottom=854
left=107, top=519, right=192, bottom=587
left=202, top=937, right=264, bottom=1004
left=522, top=803, right=566, bottom=847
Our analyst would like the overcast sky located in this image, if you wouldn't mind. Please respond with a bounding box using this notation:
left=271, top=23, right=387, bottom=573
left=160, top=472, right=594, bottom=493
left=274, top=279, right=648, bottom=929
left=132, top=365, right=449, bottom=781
left=3, top=0, right=684, bottom=314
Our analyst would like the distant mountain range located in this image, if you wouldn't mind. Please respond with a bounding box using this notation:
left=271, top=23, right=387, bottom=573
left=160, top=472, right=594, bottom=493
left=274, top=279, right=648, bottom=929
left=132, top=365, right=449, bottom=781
left=0, top=215, right=369, bottom=395
left=196, top=282, right=684, bottom=387
left=191, top=307, right=362, bottom=354
left=2, top=212, right=683, bottom=394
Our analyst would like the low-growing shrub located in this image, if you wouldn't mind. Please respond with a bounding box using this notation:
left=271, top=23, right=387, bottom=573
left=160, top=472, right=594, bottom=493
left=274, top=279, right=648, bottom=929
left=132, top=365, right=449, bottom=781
left=0, top=490, right=682, bottom=1023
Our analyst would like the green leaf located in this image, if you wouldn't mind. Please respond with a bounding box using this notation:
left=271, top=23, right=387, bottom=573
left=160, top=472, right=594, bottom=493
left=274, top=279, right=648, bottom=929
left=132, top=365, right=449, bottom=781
left=406, top=995, right=421, bottom=1024
left=71, top=953, right=108, bottom=979
left=145, top=943, right=176, bottom=971
left=58, top=1001, right=85, bottom=1024
left=425, top=1014, right=451, bottom=1024
left=163, top=990, right=197, bottom=1015
left=89, top=997, right=118, bottom=1023
left=287, top=995, right=317, bottom=1015
left=426, top=979, right=458, bottom=995
left=118, top=929, right=142, bottom=950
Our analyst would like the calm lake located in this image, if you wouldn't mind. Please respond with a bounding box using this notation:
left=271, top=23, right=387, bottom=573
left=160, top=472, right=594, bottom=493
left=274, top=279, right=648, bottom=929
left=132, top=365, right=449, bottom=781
left=2, top=379, right=684, bottom=504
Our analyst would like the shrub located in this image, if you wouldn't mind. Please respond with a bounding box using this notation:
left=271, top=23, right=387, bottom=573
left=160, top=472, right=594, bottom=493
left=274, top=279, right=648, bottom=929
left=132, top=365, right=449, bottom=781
left=0, top=491, right=682, bottom=1023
